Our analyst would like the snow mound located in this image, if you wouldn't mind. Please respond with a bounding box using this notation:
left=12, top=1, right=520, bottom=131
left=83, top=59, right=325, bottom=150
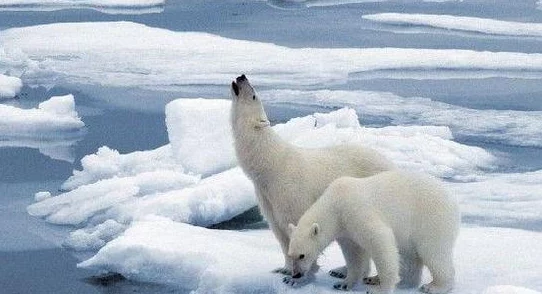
left=79, top=217, right=542, bottom=293
left=27, top=98, right=496, bottom=252
left=0, top=74, right=22, bottom=99
left=363, top=13, right=542, bottom=37
left=166, top=99, right=236, bottom=176
left=0, top=0, right=164, bottom=14
left=263, top=89, right=542, bottom=148
left=3, top=22, right=542, bottom=91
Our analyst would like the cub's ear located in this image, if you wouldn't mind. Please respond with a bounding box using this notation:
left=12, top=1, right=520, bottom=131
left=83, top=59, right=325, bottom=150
left=288, top=223, right=297, bottom=235
left=311, top=223, right=320, bottom=237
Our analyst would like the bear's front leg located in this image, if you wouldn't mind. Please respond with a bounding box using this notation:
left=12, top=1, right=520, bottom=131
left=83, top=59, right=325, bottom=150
left=268, top=223, right=293, bottom=275
left=332, top=238, right=371, bottom=291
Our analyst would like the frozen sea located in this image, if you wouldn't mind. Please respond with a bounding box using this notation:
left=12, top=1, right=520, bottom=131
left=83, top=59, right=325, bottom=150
left=1, top=0, right=542, bottom=293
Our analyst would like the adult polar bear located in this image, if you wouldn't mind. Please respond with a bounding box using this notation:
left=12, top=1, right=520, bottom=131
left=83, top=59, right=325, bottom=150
left=287, top=171, right=460, bottom=294
left=230, top=74, right=394, bottom=276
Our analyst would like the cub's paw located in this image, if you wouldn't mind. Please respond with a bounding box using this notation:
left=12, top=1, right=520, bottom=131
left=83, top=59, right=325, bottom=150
left=329, top=266, right=347, bottom=279
left=363, top=275, right=380, bottom=285
left=333, top=282, right=351, bottom=291
left=272, top=267, right=292, bottom=276
left=420, top=282, right=453, bottom=294
left=282, top=276, right=305, bottom=287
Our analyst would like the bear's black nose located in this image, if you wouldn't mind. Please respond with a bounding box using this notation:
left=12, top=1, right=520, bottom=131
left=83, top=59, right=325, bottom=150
left=236, top=74, right=247, bottom=82
left=292, top=273, right=303, bottom=279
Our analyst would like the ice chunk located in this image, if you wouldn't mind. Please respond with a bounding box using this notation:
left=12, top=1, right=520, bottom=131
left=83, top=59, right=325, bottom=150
left=263, top=89, right=542, bottom=148
left=27, top=170, right=199, bottom=225
left=61, top=145, right=177, bottom=191
left=0, top=74, right=22, bottom=99
left=114, top=167, right=254, bottom=227
left=0, top=94, right=84, bottom=137
left=79, top=218, right=542, bottom=293
left=64, top=219, right=126, bottom=251
left=165, top=99, right=236, bottom=176
left=3, top=22, right=542, bottom=92
left=363, top=13, right=542, bottom=37
left=0, top=94, right=85, bottom=162
left=34, top=191, right=52, bottom=202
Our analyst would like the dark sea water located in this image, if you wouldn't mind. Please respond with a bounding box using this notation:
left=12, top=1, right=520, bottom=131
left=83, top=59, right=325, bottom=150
left=1, top=0, right=541, bottom=293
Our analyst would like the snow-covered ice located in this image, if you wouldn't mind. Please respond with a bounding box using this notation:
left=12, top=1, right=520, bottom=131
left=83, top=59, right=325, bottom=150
left=0, top=0, right=164, bottom=14
left=262, top=89, right=542, bottom=148
left=78, top=216, right=542, bottom=293
left=0, top=74, right=22, bottom=99
left=3, top=22, right=542, bottom=91
left=363, top=13, right=542, bottom=37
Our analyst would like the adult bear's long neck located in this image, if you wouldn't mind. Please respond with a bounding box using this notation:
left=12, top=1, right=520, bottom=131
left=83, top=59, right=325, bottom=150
left=232, top=113, right=294, bottom=180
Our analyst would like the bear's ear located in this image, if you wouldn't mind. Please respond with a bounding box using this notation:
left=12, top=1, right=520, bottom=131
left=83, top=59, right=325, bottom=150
left=311, top=223, right=320, bottom=237
left=288, top=223, right=296, bottom=235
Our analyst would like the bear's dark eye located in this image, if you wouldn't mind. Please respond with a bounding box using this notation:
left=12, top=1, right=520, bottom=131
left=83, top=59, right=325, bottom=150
left=253, top=95, right=256, bottom=100
left=299, top=254, right=305, bottom=260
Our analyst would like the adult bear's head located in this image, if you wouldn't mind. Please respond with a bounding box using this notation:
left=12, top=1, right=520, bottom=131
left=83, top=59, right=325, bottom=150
left=230, top=74, right=270, bottom=130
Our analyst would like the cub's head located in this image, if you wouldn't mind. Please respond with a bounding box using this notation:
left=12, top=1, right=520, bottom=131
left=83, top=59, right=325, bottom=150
left=287, top=222, right=321, bottom=279
left=230, top=74, right=269, bottom=129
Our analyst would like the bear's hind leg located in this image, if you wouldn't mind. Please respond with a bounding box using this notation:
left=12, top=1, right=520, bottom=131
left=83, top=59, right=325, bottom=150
left=397, top=253, right=423, bottom=289
left=419, top=248, right=455, bottom=294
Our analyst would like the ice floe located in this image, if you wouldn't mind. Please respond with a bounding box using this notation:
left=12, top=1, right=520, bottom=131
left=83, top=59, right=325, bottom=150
left=3, top=22, right=542, bottom=91
left=0, top=74, right=22, bottom=99
left=27, top=98, right=498, bottom=253
left=448, top=170, right=542, bottom=229
left=262, top=89, right=542, bottom=148
left=0, top=94, right=85, bottom=162
left=363, top=13, right=542, bottom=37
left=25, top=97, right=542, bottom=292
left=268, top=0, right=459, bottom=9
left=79, top=217, right=542, bottom=293
left=0, top=0, right=164, bottom=14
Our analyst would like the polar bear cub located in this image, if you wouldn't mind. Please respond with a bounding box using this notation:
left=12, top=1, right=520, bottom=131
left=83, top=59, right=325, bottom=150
left=287, top=170, right=460, bottom=294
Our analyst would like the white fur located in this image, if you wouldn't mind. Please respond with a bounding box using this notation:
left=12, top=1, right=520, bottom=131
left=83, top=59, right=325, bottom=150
left=230, top=75, right=394, bottom=274
left=288, top=170, right=460, bottom=294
